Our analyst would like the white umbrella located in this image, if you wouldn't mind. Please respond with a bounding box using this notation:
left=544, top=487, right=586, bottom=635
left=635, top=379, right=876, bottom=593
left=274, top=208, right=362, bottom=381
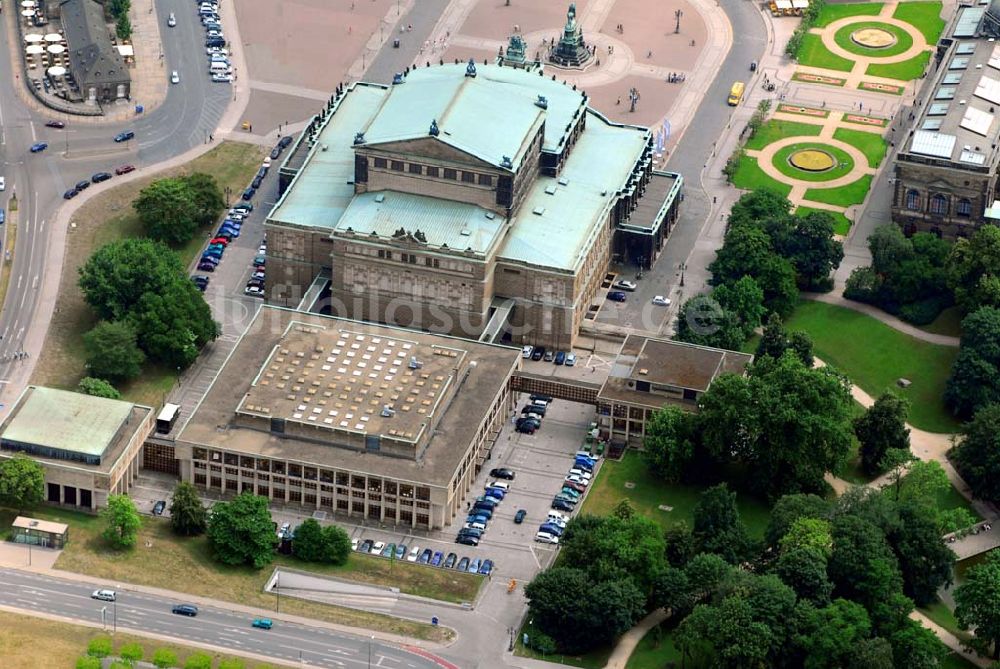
left=24, top=33, right=43, bottom=42
left=20, top=1, right=35, bottom=7
left=47, top=65, right=66, bottom=77
left=21, top=9, right=34, bottom=16
left=47, top=44, right=64, bottom=54
left=44, top=33, right=62, bottom=42
left=26, top=44, right=44, bottom=54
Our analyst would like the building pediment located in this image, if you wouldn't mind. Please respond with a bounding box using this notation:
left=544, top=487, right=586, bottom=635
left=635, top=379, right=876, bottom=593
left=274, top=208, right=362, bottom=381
left=360, top=137, right=502, bottom=172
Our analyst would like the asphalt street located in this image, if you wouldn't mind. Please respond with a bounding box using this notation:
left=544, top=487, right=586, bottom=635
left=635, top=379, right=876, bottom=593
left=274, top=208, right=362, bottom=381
left=0, top=567, right=445, bottom=669
left=0, top=0, right=230, bottom=395
left=365, top=0, right=451, bottom=85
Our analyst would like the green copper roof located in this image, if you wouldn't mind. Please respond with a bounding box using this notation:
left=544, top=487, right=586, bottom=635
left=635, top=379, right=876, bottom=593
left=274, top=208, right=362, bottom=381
left=335, top=190, right=506, bottom=257
left=268, top=83, right=390, bottom=229
left=1, top=386, right=135, bottom=458
left=499, top=111, right=649, bottom=271
left=362, top=63, right=587, bottom=168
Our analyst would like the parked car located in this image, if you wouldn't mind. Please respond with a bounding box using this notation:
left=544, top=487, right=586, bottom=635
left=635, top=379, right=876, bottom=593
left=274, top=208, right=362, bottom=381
left=270, top=147, right=281, bottom=160
left=430, top=551, right=444, bottom=567
left=468, top=558, right=481, bottom=573
left=444, top=552, right=458, bottom=569
left=607, top=291, right=627, bottom=302
left=395, top=544, right=406, bottom=560
left=418, top=548, right=433, bottom=564
left=251, top=618, right=272, bottom=630
left=91, top=589, right=116, bottom=602
left=63, top=188, right=78, bottom=199
left=359, top=539, right=373, bottom=553
left=521, top=345, right=533, bottom=358
left=231, top=202, right=253, bottom=212
left=115, top=164, right=136, bottom=175
left=91, top=172, right=112, bottom=183
left=114, top=131, right=135, bottom=143
left=406, top=545, right=421, bottom=562
left=534, top=531, right=559, bottom=545
left=352, top=538, right=359, bottom=551
left=279, top=522, right=291, bottom=538
left=192, top=275, right=209, bottom=291
left=479, top=559, right=494, bottom=576
left=515, top=422, right=536, bottom=434
left=614, top=279, right=637, bottom=291
left=75, top=180, right=90, bottom=191
left=245, top=285, right=264, bottom=297
left=197, top=261, right=217, bottom=272
left=514, top=509, right=527, bottom=524
left=554, top=351, right=566, bottom=365
left=171, top=604, right=199, bottom=616
left=256, top=166, right=268, bottom=179
left=456, top=556, right=471, bottom=571
left=543, top=350, right=554, bottom=362
left=540, top=523, right=564, bottom=537
left=30, top=142, right=48, bottom=153
left=565, top=353, right=577, bottom=366
left=531, top=346, right=545, bottom=361
left=489, top=467, right=515, bottom=480
left=370, top=541, right=385, bottom=555
left=242, top=187, right=255, bottom=201
left=552, top=498, right=575, bottom=512
left=380, top=543, right=395, bottom=558
left=152, top=500, right=166, bottom=515
left=211, top=73, right=234, bottom=83
left=653, top=295, right=671, bottom=306
left=456, top=534, right=479, bottom=546
left=279, top=135, right=293, bottom=149
left=45, top=120, right=65, bottom=128
left=251, top=176, right=263, bottom=189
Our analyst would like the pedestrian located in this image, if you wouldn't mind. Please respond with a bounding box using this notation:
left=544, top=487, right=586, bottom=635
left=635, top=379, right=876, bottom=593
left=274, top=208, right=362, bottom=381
left=616, top=96, right=621, bottom=105
left=209, top=133, right=214, bottom=141
left=647, top=49, right=652, bottom=58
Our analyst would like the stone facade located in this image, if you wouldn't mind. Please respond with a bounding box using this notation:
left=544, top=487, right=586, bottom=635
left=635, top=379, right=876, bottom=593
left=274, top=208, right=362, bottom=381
left=891, top=157, right=990, bottom=237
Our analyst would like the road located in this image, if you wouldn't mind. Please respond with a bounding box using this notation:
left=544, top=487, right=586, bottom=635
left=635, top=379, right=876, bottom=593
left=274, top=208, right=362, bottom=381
left=0, top=567, right=447, bottom=669
left=0, top=0, right=230, bottom=403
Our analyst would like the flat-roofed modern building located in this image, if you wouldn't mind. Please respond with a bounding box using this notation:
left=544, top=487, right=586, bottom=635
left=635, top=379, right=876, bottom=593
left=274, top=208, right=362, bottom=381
left=267, top=61, right=682, bottom=350
left=173, top=305, right=520, bottom=529
left=597, top=336, right=753, bottom=445
left=0, top=387, right=154, bottom=509
left=892, top=2, right=1000, bottom=237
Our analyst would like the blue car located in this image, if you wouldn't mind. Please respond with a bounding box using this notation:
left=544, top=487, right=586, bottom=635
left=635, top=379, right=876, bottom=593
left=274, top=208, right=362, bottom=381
left=485, top=487, right=505, bottom=501
left=554, top=351, right=566, bottom=365
left=30, top=142, right=48, bottom=153
left=540, top=523, right=564, bottom=536
left=430, top=551, right=444, bottom=567
left=203, top=248, right=224, bottom=258
left=200, top=254, right=221, bottom=264
left=418, top=548, right=432, bottom=564
left=219, top=227, right=240, bottom=238
left=241, top=187, right=255, bottom=201
left=468, top=558, right=481, bottom=574
left=478, top=559, right=494, bottom=576
left=113, top=131, right=135, bottom=143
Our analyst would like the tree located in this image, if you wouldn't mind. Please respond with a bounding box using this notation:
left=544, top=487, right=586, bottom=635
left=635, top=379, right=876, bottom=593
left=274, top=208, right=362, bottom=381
left=869, top=224, right=914, bottom=276
left=779, top=517, right=832, bottom=556
left=756, top=312, right=814, bottom=366
left=217, top=660, right=246, bottom=669
left=713, top=275, right=766, bottom=342
left=101, top=494, right=142, bottom=549
left=674, top=293, right=751, bottom=352
left=524, top=567, right=645, bottom=653
left=889, top=619, right=948, bottom=669
left=890, top=500, right=955, bottom=606
left=765, top=493, right=831, bottom=549
left=675, top=596, right=773, bottom=667
left=130, top=287, right=219, bottom=369
left=612, top=499, right=634, bottom=520
left=846, top=637, right=895, bottom=669
left=323, top=524, right=353, bottom=565
left=183, top=173, right=226, bottom=226
left=119, top=642, right=143, bottom=665
left=77, top=376, right=122, bottom=399
left=683, top=552, right=733, bottom=603
left=792, top=598, right=872, bottom=669
left=183, top=652, right=213, bottom=669
left=775, top=546, right=833, bottom=605
left=954, top=550, right=1000, bottom=659
left=709, top=224, right=800, bottom=317
left=788, top=331, right=814, bottom=368
left=530, top=632, right=557, bottom=656
left=77, top=657, right=101, bottom=669
left=780, top=211, right=844, bottom=290
left=559, top=514, right=667, bottom=594
left=651, top=565, right=692, bottom=615
left=947, top=224, right=1000, bottom=313
left=169, top=481, right=207, bottom=536
left=951, top=403, right=1000, bottom=502
left=134, top=178, right=200, bottom=245
left=206, top=492, right=277, bottom=568
left=663, top=521, right=696, bottom=567
left=643, top=406, right=699, bottom=482
left=0, top=454, right=45, bottom=512
left=291, top=518, right=326, bottom=562
left=87, top=636, right=113, bottom=658
left=151, top=648, right=178, bottom=669
left=691, top=483, right=755, bottom=564
left=853, top=392, right=911, bottom=477
left=946, top=307, right=1000, bottom=418
left=115, top=13, right=131, bottom=40
left=78, top=238, right=184, bottom=321
left=728, top=189, right=792, bottom=228
left=83, top=320, right=145, bottom=382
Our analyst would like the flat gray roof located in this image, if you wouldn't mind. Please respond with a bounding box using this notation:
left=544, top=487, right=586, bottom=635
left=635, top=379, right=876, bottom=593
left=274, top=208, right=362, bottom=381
left=1, top=386, right=135, bottom=458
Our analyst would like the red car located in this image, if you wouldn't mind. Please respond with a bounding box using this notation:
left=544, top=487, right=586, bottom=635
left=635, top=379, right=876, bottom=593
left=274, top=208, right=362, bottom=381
left=115, top=164, right=136, bottom=175
left=209, top=237, right=229, bottom=246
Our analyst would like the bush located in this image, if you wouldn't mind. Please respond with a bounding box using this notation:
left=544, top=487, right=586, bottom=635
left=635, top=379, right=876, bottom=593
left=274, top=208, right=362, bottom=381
left=531, top=631, right=557, bottom=655
left=898, top=296, right=949, bottom=326
left=151, top=648, right=178, bottom=669
left=76, top=656, right=101, bottom=669
left=119, top=642, right=144, bottom=664
left=183, top=653, right=213, bottom=669
left=87, top=636, right=112, bottom=658
left=77, top=376, right=122, bottom=399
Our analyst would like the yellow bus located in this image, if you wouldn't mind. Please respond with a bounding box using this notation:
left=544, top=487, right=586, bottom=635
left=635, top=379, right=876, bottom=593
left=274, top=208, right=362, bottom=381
left=728, top=81, right=745, bottom=106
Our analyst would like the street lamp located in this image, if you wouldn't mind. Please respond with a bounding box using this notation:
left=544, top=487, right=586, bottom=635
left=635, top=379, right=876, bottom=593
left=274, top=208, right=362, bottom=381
left=274, top=574, right=280, bottom=613
left=368, top=635, right=374, bottom=668
left=674, top=9, right=683, bottom=34
left=27, top=520, right=38, bottom=566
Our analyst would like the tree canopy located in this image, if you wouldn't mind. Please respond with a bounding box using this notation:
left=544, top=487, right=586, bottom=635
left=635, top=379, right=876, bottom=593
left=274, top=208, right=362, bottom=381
left=853, top=392, right=911, bottom=477
left=169, top=481, right=207, bottom=537
left=77, top=377, right=122, bottom=399
left=134, top=174, right=224, bottom=245
left=947, top=223, right=1000, bottom=314
left=291, top=519, right=352, bottom=564
left=82, top=320, right=145, bottom=382
left=955, top=549, right=1000, bottom=659
left=100, top=494, right=141, bottom=549
left=951, top=402, right=1000, bottom=502
left=946, top=307, right=1000, bottom=419
left=206, top=493, right=277, bottom=568
left=0, top=454, right=44, bottom=512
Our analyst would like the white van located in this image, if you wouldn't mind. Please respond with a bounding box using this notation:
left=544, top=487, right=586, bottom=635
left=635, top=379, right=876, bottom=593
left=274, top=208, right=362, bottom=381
left=548, top=510, right=569, bottom=524
left=486, top=480, right=510, bottom=491
left=209, top=61, right=229, bottom=73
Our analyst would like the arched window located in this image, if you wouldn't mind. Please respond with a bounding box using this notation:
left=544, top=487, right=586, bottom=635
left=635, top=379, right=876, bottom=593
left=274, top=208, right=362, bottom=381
left=905, top=190, right=921, bottom=210
left=930, top=194, right=949, bottom=215
left=957, top=198, right=973, bottom=217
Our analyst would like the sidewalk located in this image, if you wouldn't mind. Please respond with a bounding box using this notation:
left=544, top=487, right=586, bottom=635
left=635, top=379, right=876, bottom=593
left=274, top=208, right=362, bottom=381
left=602, top=610, right=669, bottom=669
left=802, top=289, right=960, bottom=347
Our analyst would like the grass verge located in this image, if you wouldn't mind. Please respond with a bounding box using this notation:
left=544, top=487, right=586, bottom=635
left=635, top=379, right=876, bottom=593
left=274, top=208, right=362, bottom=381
left=795, top=206, right=852, bottom=235
left=804, top=174, right=872, bottom=207
left=4, top=507, right=453, bottom=643
left=745, top=120, right=822, bottom=151
left=772, top=142, right=856, bottom=182
left=579, top=451, right=772, bottom=539
left=731, top=156, right=793, bottom=198
left=813, top=1, right=884, bottom=26
left=30, top=141, right=266, bottom=408
left=918, top=305, right=963, bottom=338
left=0, top=609, right=278, bottom=669
left=784, top=300, right=959, bottom=433
left=797, top=33, right=856, bottom=72
left=894, top=1, right=945, bottom=43
left=866, top=51, right=931, bottom=81
left=833, top=127, right=887, bottom=168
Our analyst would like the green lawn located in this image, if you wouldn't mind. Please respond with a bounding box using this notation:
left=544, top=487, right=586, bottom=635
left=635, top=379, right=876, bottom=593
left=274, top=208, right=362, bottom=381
left=797, top=33, right=857, bottom=72
left=731, top=156, right=793, bottom=198
left=772, top=143, right=856, bottom=182
left=579, top=451, right=772, bottom=539
left=866, top=51, right=931, bottom=81
left=833, top=127, right=888, bottom=168
left=894, top=1, right=945, bottom=43
left=834, top=21, right=913, bottom=58
left=813, top=2, right=884, bottom=27
left=784, top=300, right=960, bottom=433
left=920, top=600, right=973, bottom=644
left=804, top=175, right=873, bottom=207
left=919, top=305, right=963, bottom=338
left=625, top=622, right=682, bottom=669
left=745, top=120, right=822, bottom=151
left=943, top=654, right=980, bottom=669
left=795, top=206, right=852, bottom=235
left=3, top=507, right=459, bottom=642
